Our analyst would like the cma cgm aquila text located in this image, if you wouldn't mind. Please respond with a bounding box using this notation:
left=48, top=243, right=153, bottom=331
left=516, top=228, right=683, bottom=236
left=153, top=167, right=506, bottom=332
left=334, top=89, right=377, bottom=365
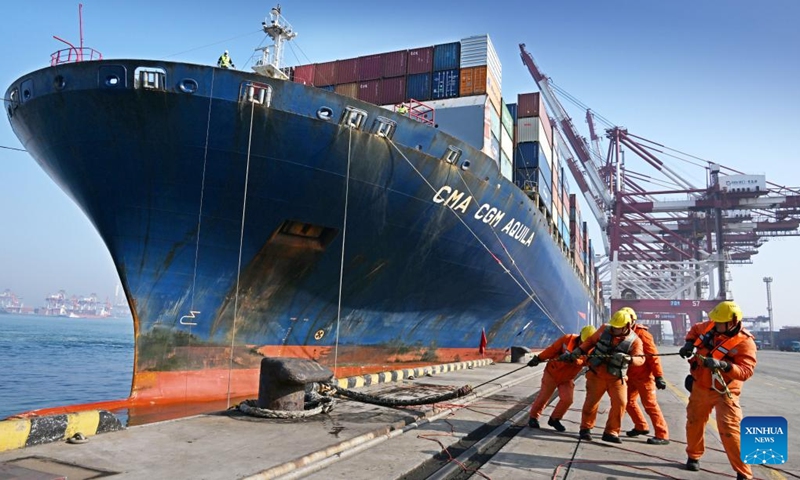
left=5, top=7, right=602, bottom=406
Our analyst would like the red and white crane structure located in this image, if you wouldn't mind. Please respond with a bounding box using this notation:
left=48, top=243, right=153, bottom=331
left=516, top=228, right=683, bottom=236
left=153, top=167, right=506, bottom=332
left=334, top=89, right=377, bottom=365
left=519, top=44, right=800, bottom=339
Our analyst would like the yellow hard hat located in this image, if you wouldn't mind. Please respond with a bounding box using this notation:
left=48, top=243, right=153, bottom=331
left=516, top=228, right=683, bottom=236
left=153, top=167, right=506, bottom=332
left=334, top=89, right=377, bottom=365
left=580, top=325, right=597, bottom=342
left=709, top=301, right=742, bottom=323
left=621, top=306, right=637, bottom=322
left=609, top=310, right=632, bottom=328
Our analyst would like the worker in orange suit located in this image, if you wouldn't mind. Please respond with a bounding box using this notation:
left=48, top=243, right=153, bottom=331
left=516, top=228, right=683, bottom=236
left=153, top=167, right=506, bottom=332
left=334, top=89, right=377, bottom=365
left=560, top=310, right=644, bottom=443
left=526, top=324, right=597, bottom=432
left=620, top=307, right=670, bottom=445
left=679, top=301, right=757, bottom=480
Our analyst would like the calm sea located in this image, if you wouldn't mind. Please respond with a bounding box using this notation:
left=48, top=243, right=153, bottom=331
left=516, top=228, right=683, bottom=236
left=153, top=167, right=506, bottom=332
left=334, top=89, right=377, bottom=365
left=0, top=314, right=134, bottom=420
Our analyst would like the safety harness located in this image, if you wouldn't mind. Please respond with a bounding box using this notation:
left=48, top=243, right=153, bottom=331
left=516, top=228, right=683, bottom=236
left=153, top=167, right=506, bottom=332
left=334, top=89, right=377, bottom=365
left=689, top=321, right=753, bottom=396
left=589, top=329, right=637, bottom=378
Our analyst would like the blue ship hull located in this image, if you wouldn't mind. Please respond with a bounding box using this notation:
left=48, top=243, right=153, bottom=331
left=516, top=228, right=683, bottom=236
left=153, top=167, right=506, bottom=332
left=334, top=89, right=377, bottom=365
left=6, top=60, right=599, bottom=402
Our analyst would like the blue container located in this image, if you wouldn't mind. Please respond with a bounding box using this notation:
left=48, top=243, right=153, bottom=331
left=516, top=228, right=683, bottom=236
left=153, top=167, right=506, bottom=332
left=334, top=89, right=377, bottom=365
left=433, top=42, right=460, bottom=72
left=514, top=142, right=552, bottom=186
left=507, top=103, right=517, bottom=124
left=431, top=69, right=460, bottom=100
left=317, top=85, right=335, bottom=92
left=406, top=73, right=431, bottom=101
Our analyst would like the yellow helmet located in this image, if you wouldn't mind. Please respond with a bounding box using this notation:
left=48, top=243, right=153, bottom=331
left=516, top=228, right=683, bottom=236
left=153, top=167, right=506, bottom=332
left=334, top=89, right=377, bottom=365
left=709, top=301, right=742, bottom=323
left=609, top=310, right=632, bottom=328
left=580, top=325, right=597, bottom=342
left=621, top=306, right=637, bottom=322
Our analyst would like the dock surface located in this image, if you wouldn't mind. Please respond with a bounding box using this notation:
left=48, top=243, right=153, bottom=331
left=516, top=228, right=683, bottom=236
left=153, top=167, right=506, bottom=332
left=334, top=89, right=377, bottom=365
left=1, top=348, right=797, bottom=479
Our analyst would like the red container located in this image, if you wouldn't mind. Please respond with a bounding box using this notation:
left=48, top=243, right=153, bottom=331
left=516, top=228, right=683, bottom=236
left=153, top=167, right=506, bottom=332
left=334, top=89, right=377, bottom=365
left=314, top=61, right=336, bottom=87
left=517, top=92, right=545, bottom=118
left=378, top=76, right=405, bottom=105
left=358, top=54, right=383, bottom=81
left=357, top=79, right=381, bottom=104
left=293, top=64, right=315, bottom=85
left=407, top=46, right=433, bottom=74
left=336, top=58, right=359, bottom=84
left=382, top=50, right=407, bottom=78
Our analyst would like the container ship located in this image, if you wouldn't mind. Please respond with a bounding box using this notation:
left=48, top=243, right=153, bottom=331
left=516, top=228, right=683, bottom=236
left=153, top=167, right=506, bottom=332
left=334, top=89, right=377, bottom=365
left=5, top=7, right=603, bottom=407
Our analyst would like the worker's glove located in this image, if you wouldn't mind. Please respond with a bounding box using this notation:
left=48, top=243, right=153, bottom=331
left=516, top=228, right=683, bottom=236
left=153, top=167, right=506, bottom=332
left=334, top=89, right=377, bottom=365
left=613, top=352, right=632, bottom=365
left=679, top=342, right=695, bottom=359
left=703, top=357, right=731, bottom=372
left=558, top=347, right=581, bottom=363
left=654, top=376, right=667, bottom=390
left=527, top=355, right=541, bottom=367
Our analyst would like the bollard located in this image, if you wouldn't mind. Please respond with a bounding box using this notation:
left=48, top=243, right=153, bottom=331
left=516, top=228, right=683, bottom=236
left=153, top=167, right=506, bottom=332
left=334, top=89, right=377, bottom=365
left=257, top=357, right=334, bottom=410
left=510, top=346, right=531, bottom=363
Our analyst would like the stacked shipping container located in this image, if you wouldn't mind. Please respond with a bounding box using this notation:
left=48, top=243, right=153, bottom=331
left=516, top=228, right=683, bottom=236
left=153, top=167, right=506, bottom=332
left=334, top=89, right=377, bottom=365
left=286, top=35, right=599, bottom=299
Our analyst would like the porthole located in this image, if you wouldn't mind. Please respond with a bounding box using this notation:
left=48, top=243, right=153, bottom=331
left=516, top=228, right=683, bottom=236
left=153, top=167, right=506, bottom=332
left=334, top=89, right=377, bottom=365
left=22, top=89, right=31, bottom=101
left=105, top=75, right=120, bottom=87
left=179, top=78, right=198, bottom=93
left=54, top=75, right=66, bottom=90
left=461, top=160, right=471, bottom=171
left=317, top=107, right=333, bottom=120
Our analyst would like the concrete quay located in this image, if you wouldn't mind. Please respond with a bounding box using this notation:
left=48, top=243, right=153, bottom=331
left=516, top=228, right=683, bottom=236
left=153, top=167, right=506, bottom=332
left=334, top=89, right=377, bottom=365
left=0, top=349, right=797, bottom=479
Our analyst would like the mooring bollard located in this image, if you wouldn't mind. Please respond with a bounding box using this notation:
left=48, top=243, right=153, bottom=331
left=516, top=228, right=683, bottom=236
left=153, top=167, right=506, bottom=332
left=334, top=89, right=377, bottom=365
left=257, top=357, right=334, bottom=410
left=510, top=346, right=531, bottom=363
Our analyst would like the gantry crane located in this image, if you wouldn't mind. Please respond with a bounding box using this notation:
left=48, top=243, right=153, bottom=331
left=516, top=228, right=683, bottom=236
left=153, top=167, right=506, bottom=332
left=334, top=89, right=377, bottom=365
left=519, top=43, right=800, bottom=339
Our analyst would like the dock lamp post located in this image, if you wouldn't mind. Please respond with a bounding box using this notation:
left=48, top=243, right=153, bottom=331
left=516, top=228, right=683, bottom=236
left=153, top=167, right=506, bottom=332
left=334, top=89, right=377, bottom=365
left=763, top=277, right=774, bottom=349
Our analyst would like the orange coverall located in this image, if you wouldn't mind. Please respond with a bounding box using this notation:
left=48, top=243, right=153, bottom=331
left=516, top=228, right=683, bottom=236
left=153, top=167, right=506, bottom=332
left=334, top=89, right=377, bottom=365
left=578, top=325, right=644, bottom=436
left=685, top=321, right=757, bottom=479
left=625, top=324, right=669, bottom=439
left=528, top=333, right=585, bottom=421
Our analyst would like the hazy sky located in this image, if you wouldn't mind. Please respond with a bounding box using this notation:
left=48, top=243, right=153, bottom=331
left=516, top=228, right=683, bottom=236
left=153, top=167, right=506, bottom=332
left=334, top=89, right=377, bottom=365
left=2, top=1, right=798, bottom=327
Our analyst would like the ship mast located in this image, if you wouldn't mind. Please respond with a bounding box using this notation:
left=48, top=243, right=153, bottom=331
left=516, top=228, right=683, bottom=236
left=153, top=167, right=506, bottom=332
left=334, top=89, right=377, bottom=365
left=252, top=5, right=297, bottom=79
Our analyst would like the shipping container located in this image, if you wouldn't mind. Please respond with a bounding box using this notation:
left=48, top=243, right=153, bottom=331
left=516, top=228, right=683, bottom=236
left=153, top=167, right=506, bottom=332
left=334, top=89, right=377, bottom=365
left=500, top=150, right=512, bottom=182
left=500, top=124, right=513, bottom=161
left=460, top=35, right=501, bottom=87
left=490, top=132, right=500, bottom=162
left=336, top=58, right=359, bottom=84
left=357, top=79, right=381, bottom=104
left=406, top=72, right=432, bottom=101
left=428, top=95, right=489, bottom=152
left=314, top=61, right=336, bottom=87
left=382, top=50, right=408, bottom=78
left=514, top=142, right=552, bottom=186
left=516, top=117, right=553, bottom=167
left=507, top=103, right=517, bottom=124
left=379, top=76, right=405, bottom=105
left=472, top=65, right=488, bottom=94
left=431, top=69, right=460, bottom=100
left=358, top=54, right=383, bottom=81
left=500, top=102, right=514, bottom=134
left=293, top=64, right=315, bottom=85
left=489, top=106, right=501, bottom=140
left=486, top=69, right=502, bottom=115
left=433, top=42, right=461, bottom=72
left=459, top=67, right=476, bottom=96
left=517, top=92, right=553, bottom=146
left=335, top=82, right=358, bottom=99
left=408, top=46, right=433, bottom=74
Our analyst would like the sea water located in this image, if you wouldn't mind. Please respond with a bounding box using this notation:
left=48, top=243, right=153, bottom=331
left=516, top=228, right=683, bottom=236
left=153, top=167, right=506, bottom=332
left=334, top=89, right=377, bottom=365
left=0, top=314, right=134, bottom=420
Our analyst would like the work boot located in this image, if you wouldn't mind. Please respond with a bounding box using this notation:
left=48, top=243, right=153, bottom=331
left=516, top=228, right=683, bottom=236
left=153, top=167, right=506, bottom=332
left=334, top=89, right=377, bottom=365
left=601, top=432, right=622, bottom=444
left=578, top=428, right=592, bottom=441
left=528, top=417, right=540, bottom=428
left=626, top=428, right=650, bottom=437
left=646, top=437, right=670, bottom=445
left=686, top=458, right=700, bottom=471
left=548, top=418, right=566, bottom=432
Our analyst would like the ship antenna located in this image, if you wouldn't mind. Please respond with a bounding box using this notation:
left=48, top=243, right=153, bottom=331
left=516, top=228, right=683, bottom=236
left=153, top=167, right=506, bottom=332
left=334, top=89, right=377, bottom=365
left=252, top=4, right=297, bottom=79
